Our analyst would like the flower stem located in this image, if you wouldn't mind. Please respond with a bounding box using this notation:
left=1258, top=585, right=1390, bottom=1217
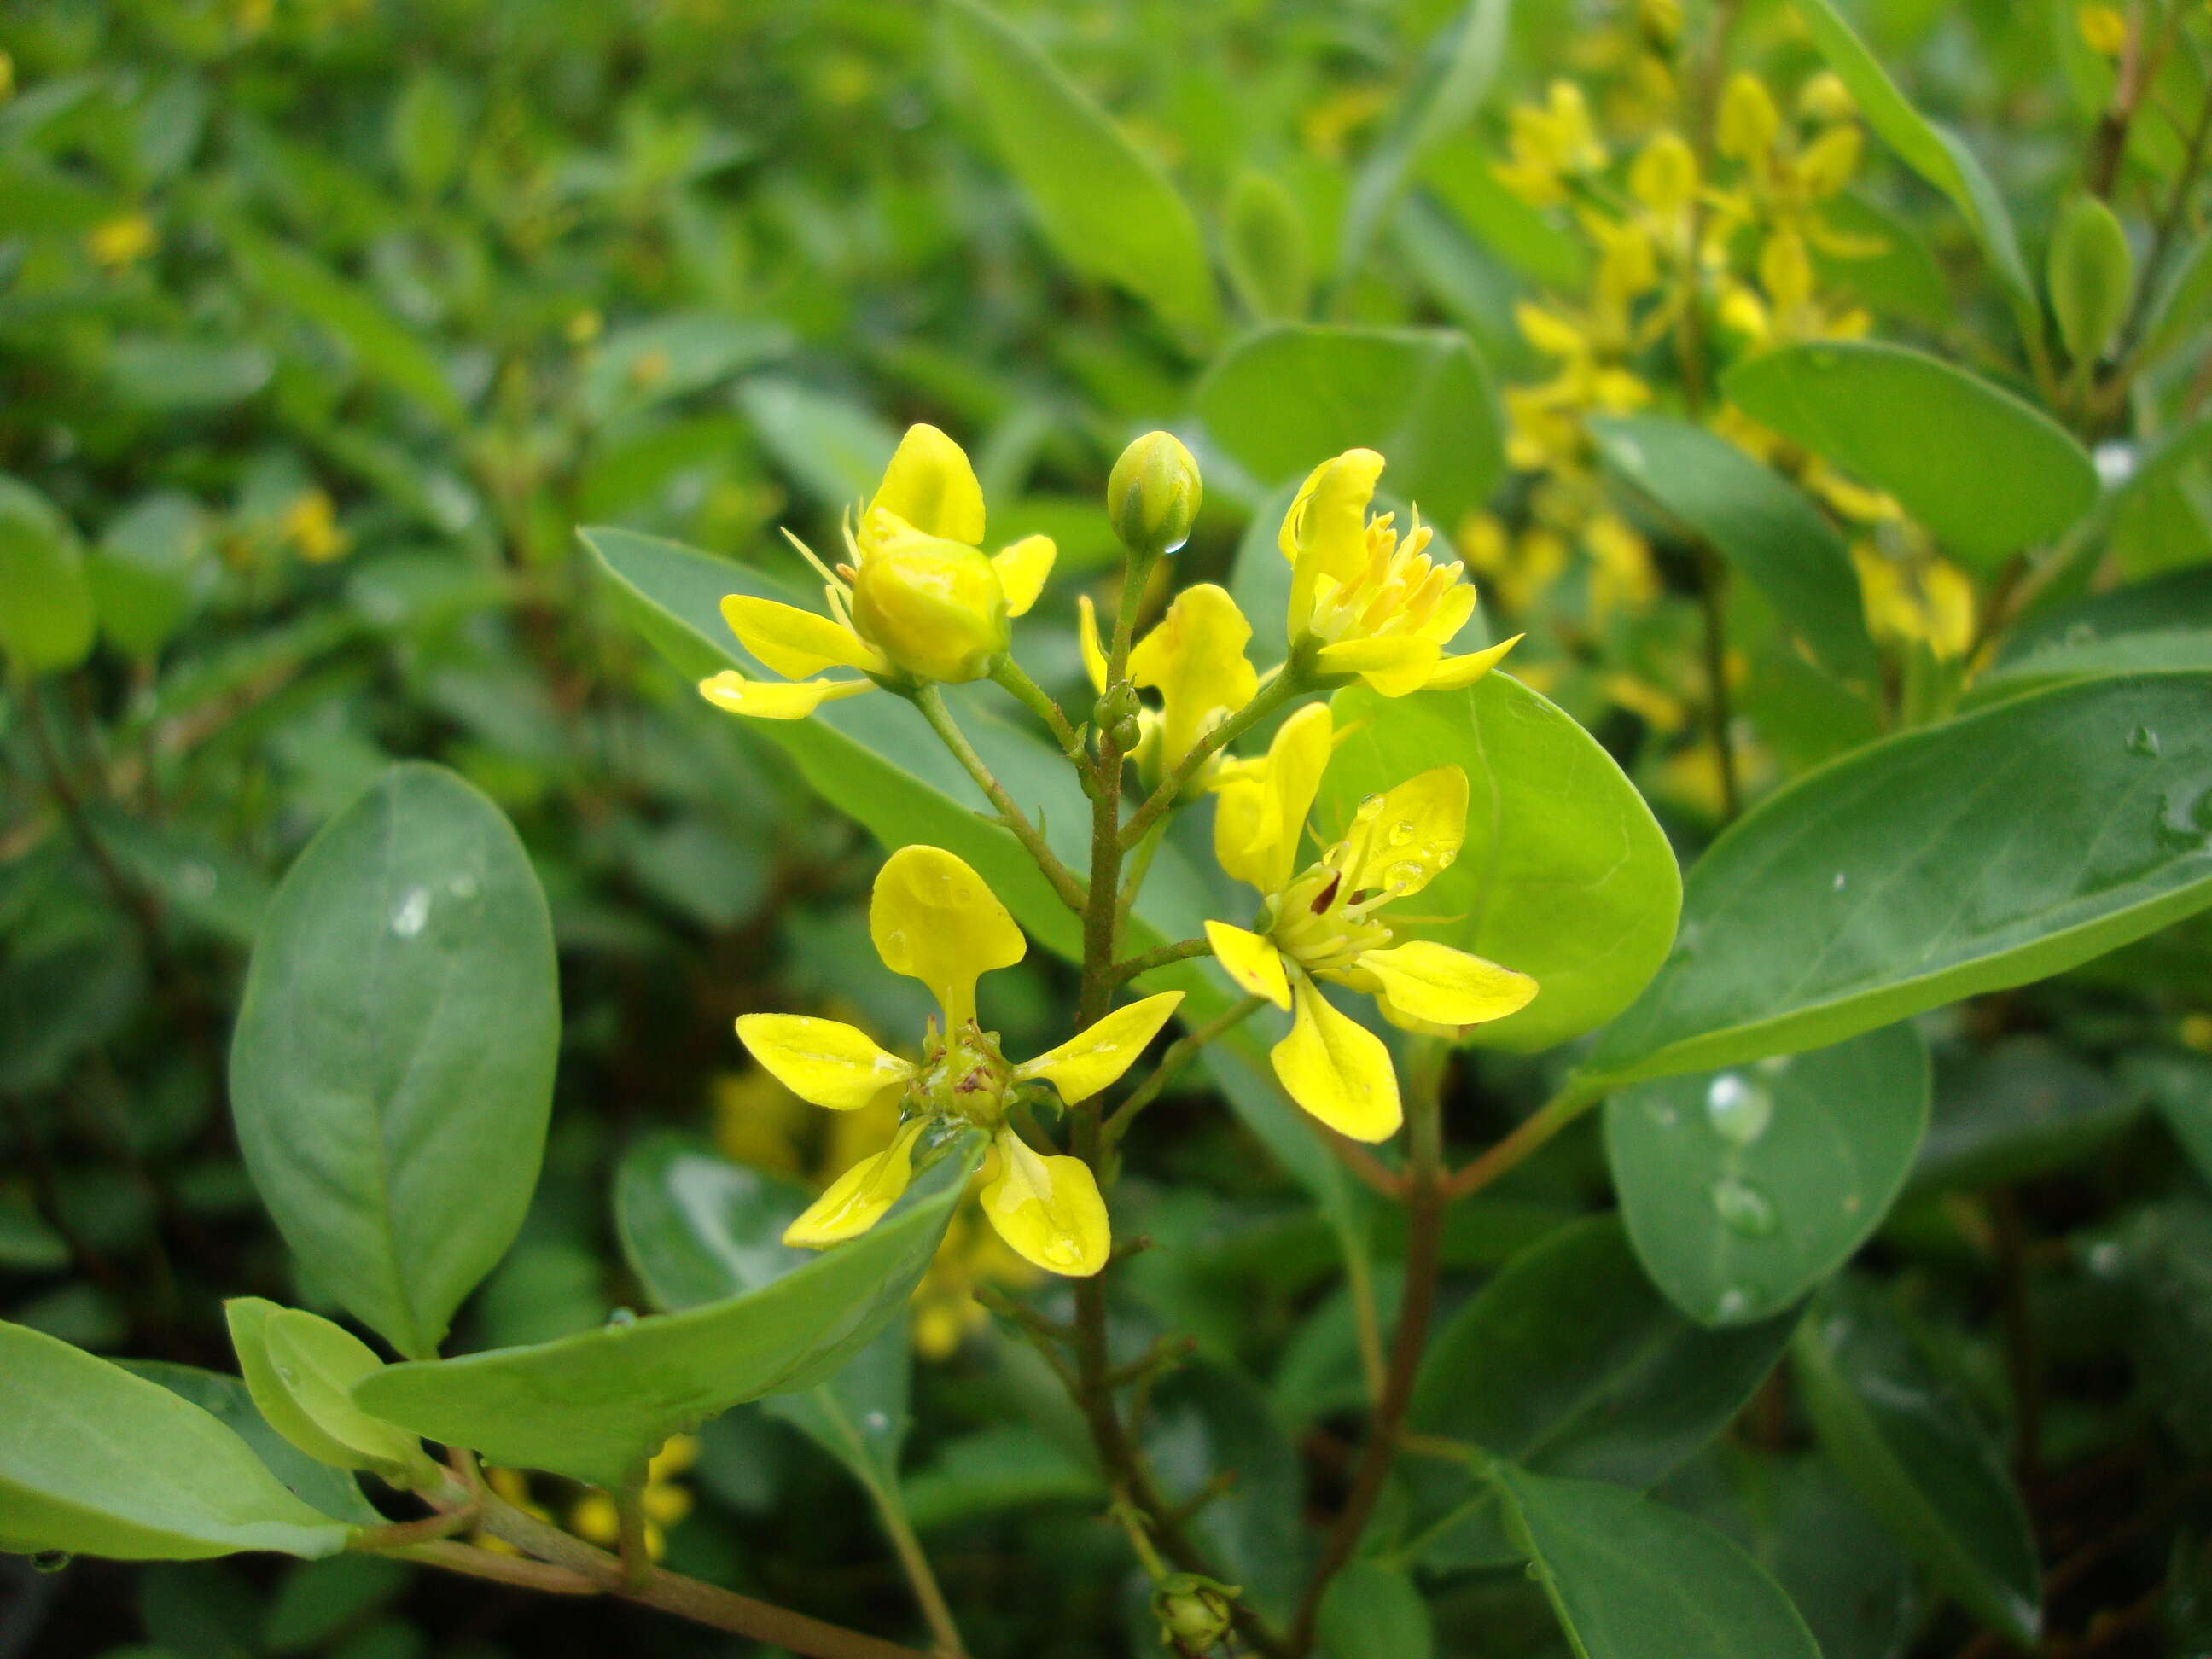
left=866, top=1478, right=970, bottom=1659
left=1109, top=935, right=1214, bottom=985
left=909, top=684, right=1088, bottom=913
left=1119, top=670, right=1303, bottom=853
left=1440, top=1074, right=1606, bottom=1202
left=1102, top=994, right=1266, bottom=1154
left=989, top=655, right=1085, bottom=761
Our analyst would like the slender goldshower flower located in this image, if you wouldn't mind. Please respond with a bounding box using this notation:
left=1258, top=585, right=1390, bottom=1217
left=735, top=846, right=1181, bottom=1276
left=1206, top=706, right=1537, bottom=1141
left=1077, top=581, right=1258, bottom=785
left=700, top=423, right=1056, bottom=719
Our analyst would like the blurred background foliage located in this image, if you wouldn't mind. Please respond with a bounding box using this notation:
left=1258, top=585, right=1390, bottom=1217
left=3, top=0, right=2212, bottom=1655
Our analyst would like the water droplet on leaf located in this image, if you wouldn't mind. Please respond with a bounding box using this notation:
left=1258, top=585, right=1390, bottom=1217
left=1712, top=1178, right=1777, bottom=1236
left=1704, top=1074, right=1772, bottom=1144
left=390, top=886, right=432, bottom=938
left=2128, top=725, right=2161, bottom=758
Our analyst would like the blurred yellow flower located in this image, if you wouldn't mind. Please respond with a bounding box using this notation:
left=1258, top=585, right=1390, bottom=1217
left=570, top=1435, right=700, bottom=1563
left=1853, top=544, right=1976, bottom=661
left=280, top=490, right=349, bottom=564
left=88, top=213, right=158, bottom=269
left=2077, top=3, right=2128, bottom=54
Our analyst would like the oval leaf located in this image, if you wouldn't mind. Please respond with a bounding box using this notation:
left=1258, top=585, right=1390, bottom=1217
left=1317, top=678, right=1680, bottom=1052
left=1586, top=674, right=2212, bottom=1086
left=353, top=1132, right=981, bottom=1487
left=1794, top=1278, right=2041, bottom=1644
left=230, top=762, right=559, bottom=1360
left=1723, top=341, right=2096, bottom=564
left=0, top=476, right=95, bottom=677
left=0, top=1321, right=350, bottom=1562
left=1605, top=1022, right=1931, bottom=1327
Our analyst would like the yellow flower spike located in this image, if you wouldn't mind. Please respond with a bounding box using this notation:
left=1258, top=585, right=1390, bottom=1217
left=1011, top=991, right=1185, bottom=1104
left=1543, top=80, right=1607, bottom=174
left=869, top=846, right=1025, bottom=1028
left=979, top=1130, right=1109, bottom=1276
left=1203, top=921, right=1292, bottom=1009
left=88, top=212, right=158, bottom=268
left=720, top=594, right=889, bottom=679
left=733, top=1014, right=917, bottom=1110
left=848, top=513, right=1010, bottom=684
left=992, top=533, right=1057, bottom=618
left=869, top=422, right=987, bottom=544
left=1213, top=701, right=1334, bottom=896
left=698, top=671, right=874, bottom=720
left=1277, top=979, right=1401, bottom=1142
left=2077, top=3, right=2127, bottom=55
left=785, top=1118, right=930, bottom=1248
left=1354, top=941, right=1539, bottom=1029
left=1629, top=131, right=1699, bottom=218
left=1127, top=584, right=1259, bottom=770
left=1717, top=73, right=1781, bottom=162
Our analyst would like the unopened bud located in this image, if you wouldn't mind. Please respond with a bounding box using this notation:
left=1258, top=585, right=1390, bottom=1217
left=1107, top=431, right=1202, bottom=556
left=1095, top=681, right=1142, bottom=728
left=1111, top=714, right=1144, bottom=751
left=1152, top=1573, right=1239, bottom=1653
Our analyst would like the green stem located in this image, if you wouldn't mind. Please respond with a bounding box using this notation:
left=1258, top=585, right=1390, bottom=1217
left=867, top=1479, right=969, bottom=1658
left=392, top=1540, right=600, bottom=1595
left=1695, top=548, right=1742, bottom=820
left=1109, top=936, right=1214, bottom=985
left=1115, top=816, right=1167, bottom=940
left=1441, top=1075, right=1606, bottom=1202
left=1102, top=994, right=1267, bottom=1155
left=989, top=655, right=1085, bottom=760
left=1120, top=670, right=1304, bottom=853
left=614, top=1479, right=652, bottom=1591
left=910, top=684, right=1088, bottom=913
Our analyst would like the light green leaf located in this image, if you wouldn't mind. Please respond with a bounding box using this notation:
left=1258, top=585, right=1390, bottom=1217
left=0, top=1321, right=350, bottom=1561
left=352, top=1132, right=981, bottom=1487
left=1589, top=414, right=1877, bottom=687
left=1316, top=678, right=1680, bottom=1052
left=941, top=0, right=1219, bottom=335
left=1723, top=341, right=2096, bottom=565
left=1585, top=675, right=2212, bottom=1086
left=88, top=492, right=211, bottom=660
left=224, top=1300, right=432, bottom=1486
left=1222, top=169, right=1312, bottom=323
left=230, top=763, right=560, bottom=1359
left=1194, top=325, right=1504, bottom=529
left=1795, top=1278, right=2041, bottom=1644
left=1495, top=1466, right=1823, bottom=1659
left=124, top=1362, right=384, bottom=1528
left=107, top=337, right=274, bottom=411
left=1318, top=1558, right=1434, bottom=1659
left=733, top=378, right=899, bottom=509
left=1605, top=1023, right=1930, bottom=1327
left=387, top=69, right=469, bottom=197
left=0, top=475, right=95, bottom=677
left=2047, top=194, right=2133, bottom=367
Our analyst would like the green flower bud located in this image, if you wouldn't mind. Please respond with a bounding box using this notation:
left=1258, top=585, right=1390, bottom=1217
left=850, top=515, right=1010, bottom=684
left=1108, top=431, right=1202, bottom=556
left=1095, top=680, right=1142, bottom=728
left=1152, top=1573, right=1239, bottom=1654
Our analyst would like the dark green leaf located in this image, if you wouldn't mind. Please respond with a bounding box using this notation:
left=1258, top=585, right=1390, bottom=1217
left=1318, top=1558, right=1434, bottom=1659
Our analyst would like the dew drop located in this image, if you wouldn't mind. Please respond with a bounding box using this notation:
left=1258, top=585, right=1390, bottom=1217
left=2128, top=725, right=2162, bottom=758
left=864, top=1411, right=891, bottom=1432
left=1704, top=1074, right=1772, bottom=1145
left=1645, top=1100, right=1679, bottom=1129
left=1831, top=871, right=1848, bottom=892
left=1712, top=1177, right=1778, bottom=1237
left=1714, top=1288, right=1751, bottom=1322
left=1388, top=819, right=1417, bottom=847
left=177, top=861, right=217, bottom=900
left=1356, top=793, right=1385, bottom=818
left=390, top=885, right=432, bottom=938
left=2064, top=620, right=2098, bottom=649
left=29, top=1550, right=72, bottom=1574
left=1435, top=847, right=1458, bottom=868
left=607, top=1307, right=638, bottom=1327
left=448, top=872, right=480, bottom=900
left=1385, top=859, right=1424, bottom=890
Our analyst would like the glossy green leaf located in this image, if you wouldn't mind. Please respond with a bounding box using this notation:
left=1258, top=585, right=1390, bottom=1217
left=1724, top=341, right=2096, bottom=564
left=230, top=762, right=559, bottom=1359
left=1605, top=1023, right=1930, bottom=1326
left=1316, top=678, right=1680, bottom=1052
left=0, top=476, right=95, bottom=677
left=941, top=0, right=1219, bottom=335
left=1318, top=1558, right=1434, bottom=1659
left=0, top=1321, right=350, bottom=1561
left=353, top=1132, right=981, bottom=1487
left=224, top=1300, right=431, bottom=1485
left=1585, top=675, right=2212, bottom=1086
left=1194, top=325, right=1503, bottom=529
left=1590, top=415, right=1877, bottom=686
left=1985, top=559, right=2212, bottom=690
left=616, top=1133, right=911, bottom=1493
left=1795, top=0, right=2035, bottom=338
left=123, top=1363, right=384, bottom=1528
left=1794, top=1278, right=2041, bottom=1644
left=1495, top=1466, right=1823, bottom=1659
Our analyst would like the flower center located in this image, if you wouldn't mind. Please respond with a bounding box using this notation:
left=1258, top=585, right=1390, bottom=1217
left=1307, top=515, right=1468, bottom=647
left=915, top=1022, right=1012, bottom=1126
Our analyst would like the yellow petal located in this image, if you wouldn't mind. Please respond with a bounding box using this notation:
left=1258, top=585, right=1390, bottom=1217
left=869, top=845, right=1025, bottom=1027
left=1314, top=636, right=1440, bottom=697
left=1424, top=635, right=1522, bottom=690
left=1340, top=765, right=1468, bottom=902
left=783, top=1119, right=928, bottom=1248
left=1273, top=978, right=1401, bottom=1142
left=733, top=1014, right=914, bottom=1110
left=721, top=595, right=888, bottom=680
left=1203, top=921, right=1290, bottom=1009
left=699, top=672, right=874, bottom=720
left=1076, top=593, right=1109, bottom=693
left=979, top=1130, right=1109, bottom=1276
left=992, top=534, right=1056, bottom=618
left=1249, top=701, right=1335, bottom=895
left=870, top=423, right=986, bottom=544
left=1129, top=584, right=1259, bottom=768
left=1281, top=449, right=1386, bottom=637
left=1356, top=942, right=1538, bottom=1027
left=1013, top=991, right=1184, bottom=1103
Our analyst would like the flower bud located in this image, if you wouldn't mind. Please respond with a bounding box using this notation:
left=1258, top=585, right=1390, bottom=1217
left=1095, top=680, right=1142, bottom=729
left=1107, top=431, right=1202, bottom=556
left=1151, top=1573, right=1239, bottom=1654
left=850, top=513, right=1010, bottom=684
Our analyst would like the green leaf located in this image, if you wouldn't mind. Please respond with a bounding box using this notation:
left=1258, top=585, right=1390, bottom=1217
left=124, top=1362, right=383, bottom=1528
left=2047, top=194, right=2133, bottom=367
left=1985, top=554, right=2212, bottom=691
left=0, top=475, right=95, bottom=677
left=230, top=228, right=464, bottom=429
left=940, top=0, right=1219, bottom=335
left=1585, top=675, right=2212, bottom=1086
left=2140, top=228, right=2212, bottom=365
left=615, top=1133, right=911, bottom=1493
left=1794, top=1278, right=2041, bottom=1644
left=1222, top=169, right=1312, bottom=323
left=1316, top=678, right=1680, bottom=1052
left=87, top=492, right=211, bottom=660
left=1409, top=1217, right=1795, bottom=1568
left=1605, top=1023, right=1931, bottom=1327
left=1495, top=1466, right=1823, bottom=1659
left=387, top=69, right=469, bottom=198
left=224, top=1300, right=432, bottom=1485
left=732, top=378, right=899, bottom=509
left=1318, top=1558, right=1434, bottom=1659
left=1912, top=1034, right=2142, bottom=1196
left=230, top=762, right=560, bottom=1359
left=106, top=336, right=274, bottom=411
left=1588, top=416, right=1877, bottom=687
left=1336, top=0, right=1509, bottom=283
left=0, top=1321, right=351, bottom=1561
left=1794, top=0, right=2036, bottom=341
left=1194, top=325, right=1504, bottom=529
left=352, top=1132, right=981, bottom=1487
left=1723, top=341, right=2096, bottom=565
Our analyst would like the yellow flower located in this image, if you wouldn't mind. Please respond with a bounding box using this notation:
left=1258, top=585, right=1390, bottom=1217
left=1076, top=582, right=1257, bottom=784
left=88, top=213, right=158, bottom=269
left=1205, top=706, right=1537, bottom=1142
left=1853, top=544, right=1976, bottom=661
left=700, top=425, right=1056, bottom=719
left=280, top=490, right=349, bottom=564
left=570, top=1435, right=700, bottom=1563
left=1717, top=73, right=1782, bottom=165
left=735, top=846, right=1182, bottom=1275
left=2077, top=3, right=2128, bottom=54
left=1796, top=72, right=1856, bottom=125
left=1585, top=511, right=1658, bottom=623
left=1278, top=451, right=1522, bottom=696
left=1495, top=80, right=1609, bottom=206
left=911, top=1209, right=1038, bottom=1360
